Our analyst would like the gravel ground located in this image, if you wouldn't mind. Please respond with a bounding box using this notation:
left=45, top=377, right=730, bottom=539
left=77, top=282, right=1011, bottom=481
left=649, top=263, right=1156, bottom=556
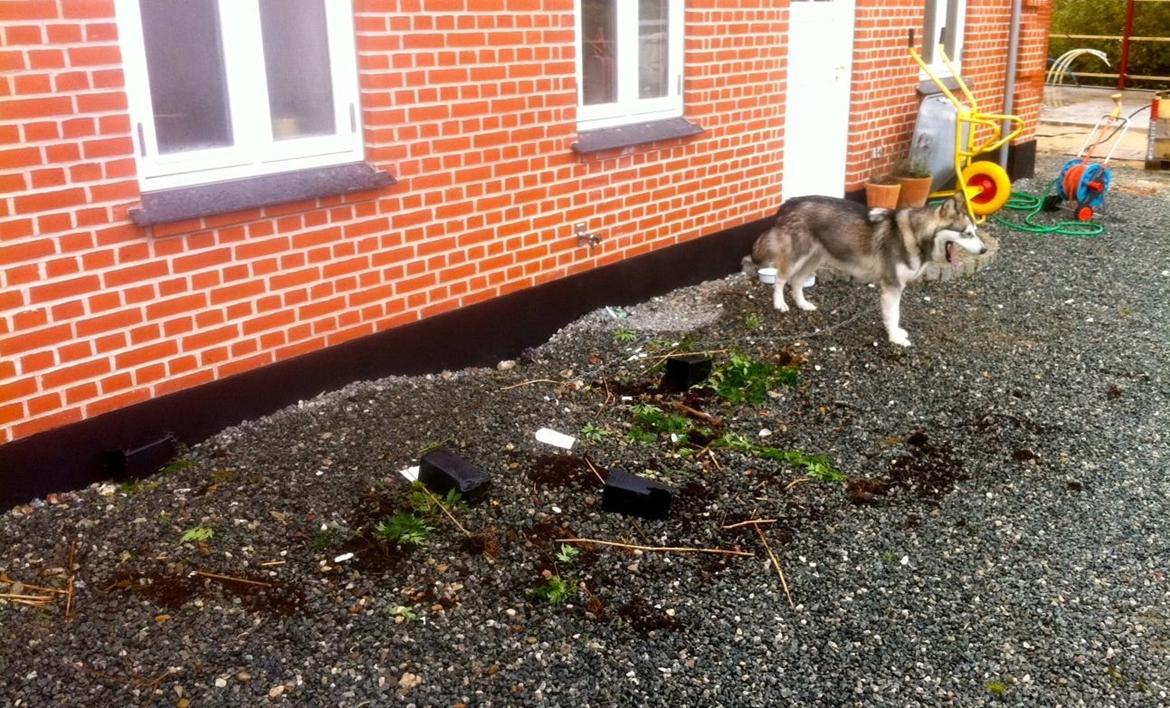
left=2, top=155, right=1169, bottom=707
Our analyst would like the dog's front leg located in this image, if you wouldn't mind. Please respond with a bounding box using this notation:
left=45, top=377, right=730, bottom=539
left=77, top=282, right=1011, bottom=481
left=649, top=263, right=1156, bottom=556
left=772, top=277, right=789, bottom=312
left=880, top=283, right=910, bottom=347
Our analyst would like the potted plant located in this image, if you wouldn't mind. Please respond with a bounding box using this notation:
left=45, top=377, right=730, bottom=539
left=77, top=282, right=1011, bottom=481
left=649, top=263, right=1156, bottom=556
left=865, top=172, right=901, bottom=210
left=894, top=157, right=933, bottom=208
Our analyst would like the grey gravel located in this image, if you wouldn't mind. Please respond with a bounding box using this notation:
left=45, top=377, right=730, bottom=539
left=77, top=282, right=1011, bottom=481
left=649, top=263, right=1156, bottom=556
left=2, top=155, right=1168, bottom=706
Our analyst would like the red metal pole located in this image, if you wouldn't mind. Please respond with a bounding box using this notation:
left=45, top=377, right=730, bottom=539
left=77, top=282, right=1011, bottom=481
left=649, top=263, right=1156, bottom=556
left=1119, top=0, right=1136, bottom=90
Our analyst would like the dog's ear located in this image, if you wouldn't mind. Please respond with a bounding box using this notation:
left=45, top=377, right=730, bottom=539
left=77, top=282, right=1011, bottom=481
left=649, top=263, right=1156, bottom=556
left=938, top=193, right=963, bottom=219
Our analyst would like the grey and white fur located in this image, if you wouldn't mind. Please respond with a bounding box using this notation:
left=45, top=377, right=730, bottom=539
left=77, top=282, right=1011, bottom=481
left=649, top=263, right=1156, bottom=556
left=747, top=193, right=986, bottom=347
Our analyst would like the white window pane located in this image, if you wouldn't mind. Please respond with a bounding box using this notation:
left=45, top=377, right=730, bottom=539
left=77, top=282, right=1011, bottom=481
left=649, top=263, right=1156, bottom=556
left=139, top=0, right=232, bottom=154
left=260, top=0, right=336, bottom=140
left=639, top=0, right=669, bottom=99
left=582, top=0, right=617, bottom=105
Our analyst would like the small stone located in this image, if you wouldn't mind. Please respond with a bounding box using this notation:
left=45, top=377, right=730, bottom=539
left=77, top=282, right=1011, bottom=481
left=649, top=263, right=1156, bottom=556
left=497, top=359, right=516, bottom=371
left=215, top=678, right=228, bottom=688
left=236, top=671, right=252, bottom=682
left=398, top=672, right=422, bottom=692
left=268, top=685, right=284, bottom=699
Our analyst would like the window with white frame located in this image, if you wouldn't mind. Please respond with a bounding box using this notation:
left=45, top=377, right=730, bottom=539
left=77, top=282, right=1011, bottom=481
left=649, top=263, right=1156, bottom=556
left=115, top=0, right=363, bottom=192
left=922, top=0, right=966, bottom=77
left=575, top=0, right=684, bottom=131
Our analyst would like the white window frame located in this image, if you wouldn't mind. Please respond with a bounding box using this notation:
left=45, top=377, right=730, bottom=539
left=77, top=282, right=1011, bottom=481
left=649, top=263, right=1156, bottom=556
left=574, top=0, right=684, bottom=131
left=921, top=0, right=966, bottom=79
left=115, top=0, right=364, bottom=192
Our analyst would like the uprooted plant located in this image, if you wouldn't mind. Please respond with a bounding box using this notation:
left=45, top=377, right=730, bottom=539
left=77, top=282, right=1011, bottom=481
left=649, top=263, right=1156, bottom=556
left=709, top=353, right=799, bottom=405
left=375, top=512, right=433, bottom=546
left=716, top=433, right=846, bottom=482
left=531, top=571, right=578, bottom=604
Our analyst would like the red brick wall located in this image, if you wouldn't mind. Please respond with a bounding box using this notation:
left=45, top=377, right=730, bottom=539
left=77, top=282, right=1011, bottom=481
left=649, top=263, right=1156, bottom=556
left=0, top=0, right=790, bottom=445
left=1, top=0, right=1047, bottom=447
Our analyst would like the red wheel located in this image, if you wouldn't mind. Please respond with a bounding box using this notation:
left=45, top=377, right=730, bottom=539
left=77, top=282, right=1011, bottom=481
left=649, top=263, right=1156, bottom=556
left=1076, top=204, right=1094, bottom=222
left=960, top=162, right=1012, bottom=215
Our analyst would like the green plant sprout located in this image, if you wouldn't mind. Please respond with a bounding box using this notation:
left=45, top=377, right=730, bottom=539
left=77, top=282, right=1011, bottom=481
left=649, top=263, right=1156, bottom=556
left=375, top=513, right=433, bottom=546
left=179, top=526, right=213, bottom=544
left=532, top=574, right=577, bottom=604
left=556, top=544, right=581, bottom=565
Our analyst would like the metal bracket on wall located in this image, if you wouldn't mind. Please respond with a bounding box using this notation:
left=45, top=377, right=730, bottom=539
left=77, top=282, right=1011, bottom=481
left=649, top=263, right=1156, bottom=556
left=575, top=222, right=601, bottom=248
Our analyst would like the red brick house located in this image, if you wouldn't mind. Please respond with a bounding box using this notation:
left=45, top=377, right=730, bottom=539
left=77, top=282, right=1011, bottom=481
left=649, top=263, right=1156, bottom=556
left=0, top=0, right=1051, bottom=505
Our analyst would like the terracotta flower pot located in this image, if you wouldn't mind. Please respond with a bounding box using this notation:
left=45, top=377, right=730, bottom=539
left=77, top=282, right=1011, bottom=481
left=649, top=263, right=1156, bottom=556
left=865, top=181, right=901, bottom=210
left=896, top=175, right=933, bottom=208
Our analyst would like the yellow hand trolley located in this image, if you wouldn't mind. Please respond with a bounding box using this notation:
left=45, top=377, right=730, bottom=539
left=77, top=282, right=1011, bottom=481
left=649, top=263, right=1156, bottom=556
left=909, top=31, right=1025, bottom=222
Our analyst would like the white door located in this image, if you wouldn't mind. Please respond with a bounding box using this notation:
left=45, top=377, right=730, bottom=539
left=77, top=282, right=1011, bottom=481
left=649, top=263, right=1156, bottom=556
left=782, top=0, right=856, bottom=200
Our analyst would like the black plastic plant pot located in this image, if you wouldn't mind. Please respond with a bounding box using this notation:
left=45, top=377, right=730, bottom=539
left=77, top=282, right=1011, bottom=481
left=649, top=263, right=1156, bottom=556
left=663, top=354, right=713, bottom=391
left=101, top=434, right=179, bottom=480
left=602, top=468, right=672, bottom=520
left=418, top=446, right=491, bottom=501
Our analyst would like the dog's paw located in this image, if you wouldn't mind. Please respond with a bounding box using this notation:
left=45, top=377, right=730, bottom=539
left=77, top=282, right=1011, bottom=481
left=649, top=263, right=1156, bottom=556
left=795, top=300, right=817, bottom=311
left=888, top=329, right=912, bottom=347
left=772, top=298, right=789, bottom=313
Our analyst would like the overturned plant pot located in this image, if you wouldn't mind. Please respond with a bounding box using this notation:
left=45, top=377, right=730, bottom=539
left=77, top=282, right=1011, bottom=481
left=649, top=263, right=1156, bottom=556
left=663, top=354, right=713, bottom=391
left=418, top=446, right=491, bottom=501
left=602, top=468, right=672, bottom=520
left=101, top=434, right=179, bottom=480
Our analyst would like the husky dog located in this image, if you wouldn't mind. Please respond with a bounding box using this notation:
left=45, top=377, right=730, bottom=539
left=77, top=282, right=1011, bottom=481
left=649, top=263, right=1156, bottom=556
left=748, top=193, right=987, bottom=347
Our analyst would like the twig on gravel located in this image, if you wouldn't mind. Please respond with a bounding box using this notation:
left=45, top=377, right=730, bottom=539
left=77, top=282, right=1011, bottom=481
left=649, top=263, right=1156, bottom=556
left=72, top=663, right=179, bottom=691
left=581, top=453, right=606, bottom=485
left=416, top=484, right=472, bottom=537
left=627, top=519, right=651, bottom=545
left=637, top=348, right=731, bottom=376
left=193, top=570, right=272, bottom=588
left=64, top=541, right=76, bottom=623
left=0, top=575, right=70, bottom=595
left=754, top=525, right=795, bottom=609
left=555, top=538, right=753, bottom=557
left=706, top=448, right=723, bottom=470
left=665, top=401, right=722, bottom=428
left=721, top=518, right=778, bottom=530
left=0, top=593, right=55, bottom=604
left=259, top=560, right=286, bottom=567
left=784, top=478, right=811, bottom=492
left=500, top=378, right=566, bottom=391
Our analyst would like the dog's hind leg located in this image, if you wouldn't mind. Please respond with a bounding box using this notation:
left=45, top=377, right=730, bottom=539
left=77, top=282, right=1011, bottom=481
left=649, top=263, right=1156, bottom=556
left=880, top=283, right=910, bottom=347
left=788, top=252, right=823, bottom=311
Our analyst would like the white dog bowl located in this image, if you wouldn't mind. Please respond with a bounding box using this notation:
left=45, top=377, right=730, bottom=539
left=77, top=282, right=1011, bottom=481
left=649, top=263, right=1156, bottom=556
left=757, top=267, right=777, bottom=284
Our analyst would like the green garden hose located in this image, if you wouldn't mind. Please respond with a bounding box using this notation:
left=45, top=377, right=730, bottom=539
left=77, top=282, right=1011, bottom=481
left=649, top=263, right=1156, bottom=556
left=991, top=183, right=1105, bottom=237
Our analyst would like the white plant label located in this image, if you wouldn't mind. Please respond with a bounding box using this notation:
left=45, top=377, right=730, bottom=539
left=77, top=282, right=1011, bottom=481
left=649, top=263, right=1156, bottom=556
left=535, top=427, right=576, bottom=450
left=398, top=465, right=419, bottom=482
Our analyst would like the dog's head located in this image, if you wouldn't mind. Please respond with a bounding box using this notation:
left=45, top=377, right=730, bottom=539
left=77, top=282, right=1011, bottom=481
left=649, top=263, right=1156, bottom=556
left=932, top=194, right=986, bottom=264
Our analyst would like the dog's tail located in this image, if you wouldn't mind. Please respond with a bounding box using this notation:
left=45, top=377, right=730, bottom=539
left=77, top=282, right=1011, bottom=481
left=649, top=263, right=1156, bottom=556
left=740, top=254, right=759, bottom=277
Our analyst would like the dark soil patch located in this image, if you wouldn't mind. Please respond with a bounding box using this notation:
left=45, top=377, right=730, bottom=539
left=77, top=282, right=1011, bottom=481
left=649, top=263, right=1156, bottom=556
left=525, top=454, right=600, bottom=489
left=332, top=532, right=414, bottom=574
left=1012, top=447, right=1040, bottom=462
left=462, top=529, right=503, bottom=557
left=581, top=584, right=608, bottom=621
left=104, top=568, right=304, bottom=616
left=617, top=596, right=683, bottom=634
left=672, top=480, right=712, bottom=515
left=886, top=429, right=968, bottom=498
left=599, top=378, right=661, bottom=399
left=845, top=477, right=893, bottom=505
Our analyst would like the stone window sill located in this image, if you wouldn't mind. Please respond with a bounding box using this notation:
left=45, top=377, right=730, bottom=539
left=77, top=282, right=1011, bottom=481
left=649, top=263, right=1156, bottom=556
left=129, top=162, right=396, bottom=227
left=572, top=117, right=704, bottom=154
